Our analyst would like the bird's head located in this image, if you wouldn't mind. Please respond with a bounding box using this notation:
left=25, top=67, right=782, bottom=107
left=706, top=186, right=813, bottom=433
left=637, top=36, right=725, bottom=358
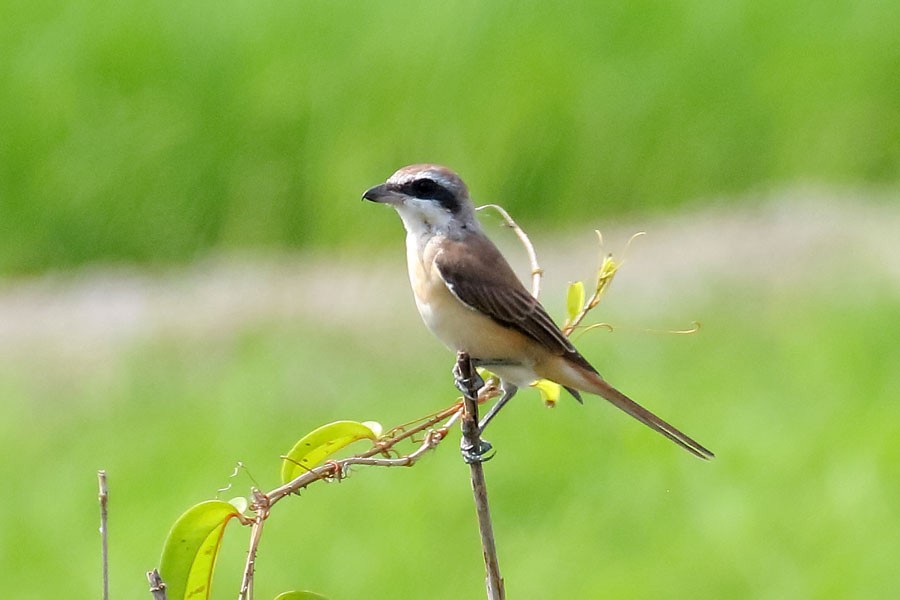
left=363, top=164, right=479, bottom=236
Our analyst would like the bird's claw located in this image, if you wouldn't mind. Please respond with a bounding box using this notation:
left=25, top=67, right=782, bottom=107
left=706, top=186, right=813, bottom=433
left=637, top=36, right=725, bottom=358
left=452, top=363, right=485, bottom=397
left=460, top=438, right=494, bottom=464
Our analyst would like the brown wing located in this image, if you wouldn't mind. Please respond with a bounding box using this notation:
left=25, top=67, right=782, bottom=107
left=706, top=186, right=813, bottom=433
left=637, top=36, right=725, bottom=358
left=437, top=234, right=715, bottom=459
left=435, top=234, right=596, bottom=374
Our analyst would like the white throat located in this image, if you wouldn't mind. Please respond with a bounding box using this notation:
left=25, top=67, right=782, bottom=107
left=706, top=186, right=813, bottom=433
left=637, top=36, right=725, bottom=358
left=393, top=198, right=455, bottom=240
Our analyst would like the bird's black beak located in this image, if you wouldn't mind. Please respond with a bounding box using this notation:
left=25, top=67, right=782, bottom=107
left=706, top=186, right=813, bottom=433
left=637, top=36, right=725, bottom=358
left=362, top=183, right=401, bottom=204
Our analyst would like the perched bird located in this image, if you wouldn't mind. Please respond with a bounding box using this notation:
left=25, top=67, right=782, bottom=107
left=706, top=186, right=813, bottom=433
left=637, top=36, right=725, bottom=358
left=363, top=164, right=713, bottom=460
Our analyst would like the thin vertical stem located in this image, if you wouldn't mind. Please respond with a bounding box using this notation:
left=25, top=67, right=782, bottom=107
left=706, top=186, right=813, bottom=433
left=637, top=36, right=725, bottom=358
left=98, top=470, right=109, bottom=600
left=457, top=352, right=505, bottom=600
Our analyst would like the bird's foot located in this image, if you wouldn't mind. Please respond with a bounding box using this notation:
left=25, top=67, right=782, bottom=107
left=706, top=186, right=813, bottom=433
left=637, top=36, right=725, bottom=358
left=460, top=437, right=494, bottom=464
left=452, top=362, right=485, bottom=397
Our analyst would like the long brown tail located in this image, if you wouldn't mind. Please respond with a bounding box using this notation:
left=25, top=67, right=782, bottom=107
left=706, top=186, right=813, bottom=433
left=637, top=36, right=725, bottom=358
left=584, top=371, right=715, bottom=460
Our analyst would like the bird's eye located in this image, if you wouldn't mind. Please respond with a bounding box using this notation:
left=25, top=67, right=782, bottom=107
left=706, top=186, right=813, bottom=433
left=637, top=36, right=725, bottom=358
left=411, top=178, right=440, bottom=197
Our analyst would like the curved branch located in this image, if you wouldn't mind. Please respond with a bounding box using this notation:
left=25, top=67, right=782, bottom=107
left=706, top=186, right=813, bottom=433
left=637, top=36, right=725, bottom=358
left=477, top=204, right=543, bottom=299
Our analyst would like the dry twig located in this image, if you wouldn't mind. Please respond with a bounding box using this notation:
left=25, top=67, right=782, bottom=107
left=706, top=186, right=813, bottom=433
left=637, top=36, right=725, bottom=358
left=147, top=569, right=167, bottom=600
left=98, top=470, right=109, bottom=600
left=457, top=352, right=505, bottom=600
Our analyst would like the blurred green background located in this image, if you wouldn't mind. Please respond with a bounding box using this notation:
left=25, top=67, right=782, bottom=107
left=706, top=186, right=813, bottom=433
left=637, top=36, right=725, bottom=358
left=2, top=0, right=899, bottom=273
left=2, top=0, right=899, bottom=598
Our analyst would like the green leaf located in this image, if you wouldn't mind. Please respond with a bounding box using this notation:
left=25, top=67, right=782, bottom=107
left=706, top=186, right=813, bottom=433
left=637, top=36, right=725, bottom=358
left=273, top=592, right=329, bottom=600
left=280, top=420, right=382, bottom=484
left=566, top=281, right=585, bottom=323
left=159, top=500, right=241, bottom=600
left=530, top=379, right=562, bottom=406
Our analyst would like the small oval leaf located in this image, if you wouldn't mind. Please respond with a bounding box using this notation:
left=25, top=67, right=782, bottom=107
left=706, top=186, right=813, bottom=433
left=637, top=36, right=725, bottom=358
left=159, top=500, right=241, bottom=600
left=273, top=592, right=330, bottom=600
left=530, top=379, right=562, bottom=406
left=280, top=421, right=381, bottom=484
left=566, top=281, right=585, bottom=323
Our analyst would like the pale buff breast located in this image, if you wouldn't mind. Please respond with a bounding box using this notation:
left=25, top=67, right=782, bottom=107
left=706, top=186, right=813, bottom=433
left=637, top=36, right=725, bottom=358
left=405, top=233, right=534, bottom=362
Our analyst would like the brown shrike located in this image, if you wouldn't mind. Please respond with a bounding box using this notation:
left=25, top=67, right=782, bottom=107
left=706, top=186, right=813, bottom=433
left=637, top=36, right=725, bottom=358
left=363, top=164, right=713, bottom=460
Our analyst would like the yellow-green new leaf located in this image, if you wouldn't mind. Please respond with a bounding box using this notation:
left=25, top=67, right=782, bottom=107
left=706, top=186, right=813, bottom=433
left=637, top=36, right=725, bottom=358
left=273, top=592, right=329, bottom=600
left=566, top=281, right=585, bottom=323
left=159, top=500, right=241, bottom=600
left=280, top=420, right=382, bottom=484
left=531, top=379, right=562, bottom=407
left=595, top=254, right=620, bottom=299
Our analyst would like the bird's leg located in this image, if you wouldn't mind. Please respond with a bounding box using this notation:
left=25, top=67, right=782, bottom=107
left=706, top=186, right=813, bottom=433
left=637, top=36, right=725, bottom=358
left=453, top=360, right=493, bottom=463
left=478, top=383, right=518, bottom=434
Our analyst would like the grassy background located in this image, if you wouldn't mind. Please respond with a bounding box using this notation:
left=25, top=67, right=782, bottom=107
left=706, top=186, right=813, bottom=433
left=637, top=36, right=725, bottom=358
left=2, top=0, right=899, bottom=273
left=3, top=274, right=899, bottom=599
